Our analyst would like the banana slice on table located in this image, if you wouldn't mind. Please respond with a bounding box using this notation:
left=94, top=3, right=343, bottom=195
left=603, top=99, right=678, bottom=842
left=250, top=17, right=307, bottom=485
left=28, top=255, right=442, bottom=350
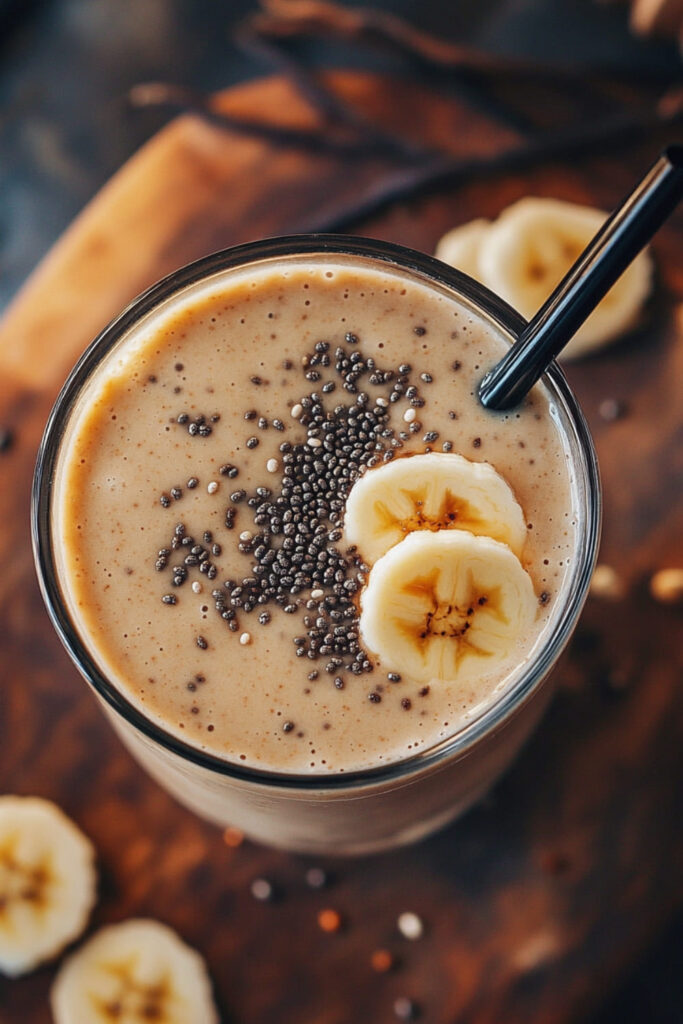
left=0, top=796, right=96, bottom=977
left=435, top=198, right=653, bottom=360
left=344, top=452, right=527, bottom=563
left=477, top=197, right=653, bottom=359
left=360, top=530, right=537, bottom=686
left=51, top=918, right=219, bottom=1024
left=434, top=218, right=490, bottom=279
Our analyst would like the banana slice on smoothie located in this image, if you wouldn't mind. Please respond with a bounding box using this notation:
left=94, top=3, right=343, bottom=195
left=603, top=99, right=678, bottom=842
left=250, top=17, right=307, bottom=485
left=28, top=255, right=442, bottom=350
left=344, top=452, right=527, bottom=563
left=477, top=197, right=653, bottom=358
left=0, top=796, right=97, bottom=977
left=359, top=530, right=538, bottom=686
left=51, top=919, right=219, bottom=1024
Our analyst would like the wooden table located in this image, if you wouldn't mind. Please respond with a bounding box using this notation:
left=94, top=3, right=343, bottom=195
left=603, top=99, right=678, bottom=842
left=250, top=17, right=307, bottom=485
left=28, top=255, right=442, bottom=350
left=0, top=71, right=681, bottom=1024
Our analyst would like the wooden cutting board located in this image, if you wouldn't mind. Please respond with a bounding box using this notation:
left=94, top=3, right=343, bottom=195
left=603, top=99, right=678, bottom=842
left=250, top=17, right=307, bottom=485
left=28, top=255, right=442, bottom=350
left=0, top=71, right=681, bottom=1024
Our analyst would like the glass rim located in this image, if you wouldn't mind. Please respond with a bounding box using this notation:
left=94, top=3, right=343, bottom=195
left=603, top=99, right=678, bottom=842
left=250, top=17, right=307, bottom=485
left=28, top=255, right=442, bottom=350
left=32, top=234, right=601, bottom=792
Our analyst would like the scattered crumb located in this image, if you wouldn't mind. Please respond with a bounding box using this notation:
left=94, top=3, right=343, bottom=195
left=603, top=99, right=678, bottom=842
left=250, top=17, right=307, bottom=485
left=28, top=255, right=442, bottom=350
left=397, top=911, right=424, bottom=940
left=317, top=908, right=342, bottom=933
left=223, top=826, right=244, bottom=848
left=371, top=948, right=395, bottom=973
left=590, top=564, right=626, bottom=600
left=649, top=568, right=683, bottom=604
left=250, top=878, right=274, bottom=902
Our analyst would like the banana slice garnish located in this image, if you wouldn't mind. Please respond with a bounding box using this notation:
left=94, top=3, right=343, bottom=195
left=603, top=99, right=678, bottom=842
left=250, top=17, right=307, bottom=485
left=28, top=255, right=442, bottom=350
left=0, top=796, right=96, bottom=977
left=51, top=919, right=219, bottom=1024
left=436, top=197, right=653, bottom=360
left=344, top=452, right=527, bottom=563
left=359, top=530, right=537, bottom=686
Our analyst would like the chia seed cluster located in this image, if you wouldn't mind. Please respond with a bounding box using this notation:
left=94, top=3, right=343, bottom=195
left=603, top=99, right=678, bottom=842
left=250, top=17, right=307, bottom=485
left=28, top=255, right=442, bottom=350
left=154, top=331, right=448, bottom=694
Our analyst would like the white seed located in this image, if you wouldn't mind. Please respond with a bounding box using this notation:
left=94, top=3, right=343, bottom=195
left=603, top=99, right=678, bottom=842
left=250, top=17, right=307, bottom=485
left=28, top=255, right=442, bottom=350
left=376, top=397, right=388, bottom=407
left=192, top=581, right=202, bottom=594
left=650, top=568, right=683, bottom=604
left=291, top=403, right=303, bottom=419
left=207, top=480, right=219, bottom=494
left=266, top=458, right=279, bottom=473
left=311, top=588, right=324, bottom=600
left=403, top=408, right=416, bottom=423
left=397, top=911, right=424, bottom=940
left=307, top=437, right=322, bottom=448
left=239, top=632, right=252, bottom=645
left=589, top=564, right=626, bottom=600
left=250, top=877, right=273, bottom=901
left=239, top=530, right=253, bottom=542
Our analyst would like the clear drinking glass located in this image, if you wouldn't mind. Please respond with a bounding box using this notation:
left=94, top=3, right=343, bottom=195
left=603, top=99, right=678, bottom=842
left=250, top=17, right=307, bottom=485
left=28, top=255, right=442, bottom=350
left=33, top=236, right=601, bottom=855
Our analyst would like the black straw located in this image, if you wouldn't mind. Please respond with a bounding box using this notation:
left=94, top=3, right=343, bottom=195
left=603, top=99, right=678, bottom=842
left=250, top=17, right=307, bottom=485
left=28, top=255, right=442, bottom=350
left=479, top=145, right=683, bottom=411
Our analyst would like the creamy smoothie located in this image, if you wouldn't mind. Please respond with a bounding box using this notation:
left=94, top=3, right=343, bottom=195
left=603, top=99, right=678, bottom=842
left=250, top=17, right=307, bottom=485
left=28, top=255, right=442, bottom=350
left=52, top=256, right=577, bottom=778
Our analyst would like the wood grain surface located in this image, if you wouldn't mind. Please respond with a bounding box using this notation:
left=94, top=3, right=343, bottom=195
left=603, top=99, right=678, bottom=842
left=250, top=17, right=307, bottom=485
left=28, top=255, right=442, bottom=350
left=0, top=71, right=681, bottom=1024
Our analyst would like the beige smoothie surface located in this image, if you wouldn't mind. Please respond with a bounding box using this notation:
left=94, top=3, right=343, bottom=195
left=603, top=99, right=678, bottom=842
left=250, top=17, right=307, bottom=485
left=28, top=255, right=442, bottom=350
left=54, top=258, right=578, bottom=774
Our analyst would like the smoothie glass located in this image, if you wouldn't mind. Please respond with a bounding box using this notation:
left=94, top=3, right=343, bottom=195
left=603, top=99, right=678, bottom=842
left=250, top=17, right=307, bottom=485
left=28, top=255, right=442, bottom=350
left=33, top=236, right=600, bottom=855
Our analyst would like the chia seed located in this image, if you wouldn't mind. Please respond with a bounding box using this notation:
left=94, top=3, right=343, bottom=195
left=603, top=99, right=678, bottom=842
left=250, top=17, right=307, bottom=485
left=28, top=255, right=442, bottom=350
left=196, top=635, right=208, bottom=649
left=159, top=337, right=431, bottom=681
left=0, top=429, right=14, bottom=454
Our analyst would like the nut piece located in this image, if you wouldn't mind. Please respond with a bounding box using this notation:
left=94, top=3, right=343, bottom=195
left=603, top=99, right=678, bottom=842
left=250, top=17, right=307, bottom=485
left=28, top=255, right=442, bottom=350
left=397, top=911, right=424, bottom=940
left=649, top=568, right=683, bottom=605
left=317, top=908, right=342, bottom=933
left=590, top=564, right=626, bottom=601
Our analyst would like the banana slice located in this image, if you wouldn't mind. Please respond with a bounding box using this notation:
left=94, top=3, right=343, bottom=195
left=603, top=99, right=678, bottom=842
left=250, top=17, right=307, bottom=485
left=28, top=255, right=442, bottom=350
left=477, top=197, right=652, bottom=359
left=0, top=796, right=96, bottom=977
left=51, top=919, right=219, bottom=1024
left=434, top=218, right=490, bottom=278
left=360, top=530, right=537, bottom=686
left=344, top=452, right=527, bottom=563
